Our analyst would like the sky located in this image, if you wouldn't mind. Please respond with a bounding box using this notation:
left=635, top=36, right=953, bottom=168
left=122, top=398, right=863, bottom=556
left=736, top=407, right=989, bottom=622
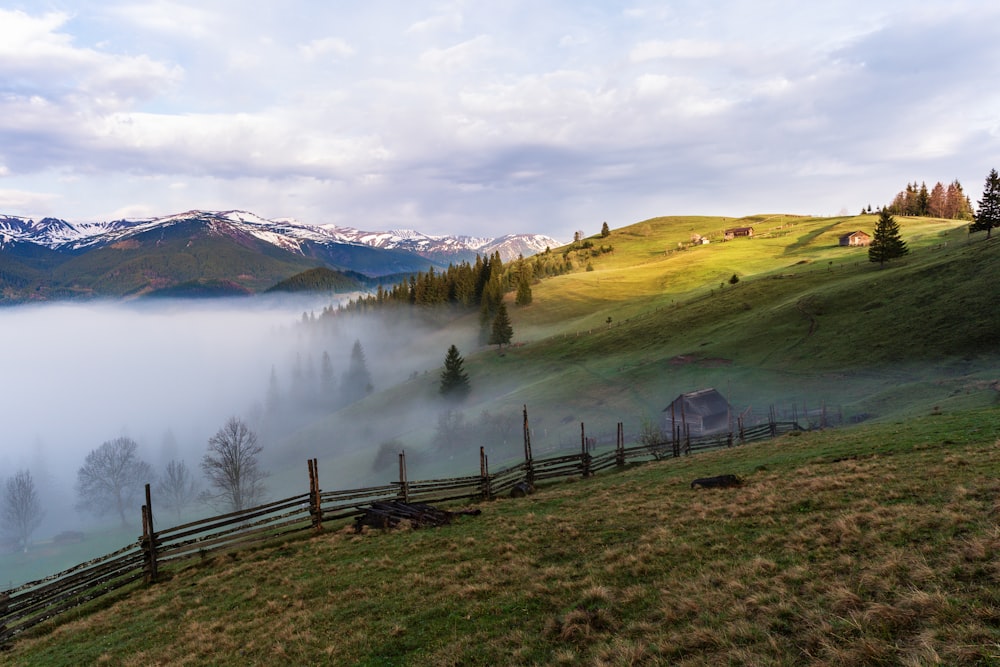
left=1, top=1, right=998, bottom=242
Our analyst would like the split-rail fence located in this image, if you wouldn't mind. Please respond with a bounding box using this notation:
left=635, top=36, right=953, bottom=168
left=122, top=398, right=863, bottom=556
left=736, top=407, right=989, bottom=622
left=1, top=408, right=799, bottom=645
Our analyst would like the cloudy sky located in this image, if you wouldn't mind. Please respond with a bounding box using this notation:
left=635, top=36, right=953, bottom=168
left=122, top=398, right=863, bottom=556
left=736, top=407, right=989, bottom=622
left=1, top=1, right=998, bottom=241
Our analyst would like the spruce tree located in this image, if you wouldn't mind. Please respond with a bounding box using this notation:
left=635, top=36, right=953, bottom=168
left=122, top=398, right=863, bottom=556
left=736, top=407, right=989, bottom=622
left=515, top=272, right=533, bottom=306
left=340, top=339, right=374, bottom=405
left=868, top=209, right=909, bottom=267
left=601, top=221, right=611, bottom=237
left=439, top=345, right=470, bottom=402
left=489, top=302, right=514, bottom=349
left=971, top=168, right=1000, bottom=239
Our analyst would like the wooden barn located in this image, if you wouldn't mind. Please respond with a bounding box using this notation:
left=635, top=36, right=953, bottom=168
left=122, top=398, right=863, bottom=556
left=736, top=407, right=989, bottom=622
left=839, top=230, right=871, bottom=247
left=724, top=226, right=754, bottom=240
left=662, top=388, right=732, bottom=437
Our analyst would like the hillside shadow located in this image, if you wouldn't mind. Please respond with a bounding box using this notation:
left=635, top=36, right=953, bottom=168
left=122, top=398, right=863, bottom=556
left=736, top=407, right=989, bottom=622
left=783, top=221, right=842, bottom=254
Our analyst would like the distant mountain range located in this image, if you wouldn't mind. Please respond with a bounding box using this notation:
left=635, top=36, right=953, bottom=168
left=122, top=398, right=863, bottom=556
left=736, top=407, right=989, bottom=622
left=0, top=210, right=561, bottom=302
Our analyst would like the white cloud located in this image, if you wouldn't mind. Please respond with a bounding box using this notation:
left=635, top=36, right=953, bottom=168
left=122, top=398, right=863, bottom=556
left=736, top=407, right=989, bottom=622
left=0, top=2, right=998, bottom=239
left=298, top=37, right=356, bottom=62
left=107, top=1, right=218, bottom=38
left=419, top=35, right=496, bottom=71
left=630, top=39, right=725, bottom=62
left=406, top=12, right=463, bottom=34
left=0, top=188, right=60, bottom=211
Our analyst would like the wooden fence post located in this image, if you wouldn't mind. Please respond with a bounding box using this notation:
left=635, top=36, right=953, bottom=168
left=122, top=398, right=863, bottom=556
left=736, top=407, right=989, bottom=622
left=142, top=483, right=158, bottom=584
left=398, top=450, right=409, bottom=502
left=523, top=405, right=534, bottom=485
left=1, top=591, right=9, bottom=643
left=615, top=422, right=625, bottom=467
left=308, top=458, right=323, bottom=532
left=479, top=447, right=492, bottom=501
left=580, top=422, right=592, bottom=477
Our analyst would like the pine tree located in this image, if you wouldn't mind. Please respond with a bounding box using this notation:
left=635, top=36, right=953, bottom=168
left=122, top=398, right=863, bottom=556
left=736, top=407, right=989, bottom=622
left=340, top=339, right=374, bottom=405
left=320, top=351, right=335, bottom=397
left=868, top=209, right=909, bottom=267
left=489, top=302, right=514, bottom=349
left=971, top=168, right=1000, bottom=239
left=515, top=272, right=533, bottom=306
left=601, top=221, right=611, bottom=238
left=266, top=366, right=281, bottom=413
left=439, top=345, right=470, bottom=402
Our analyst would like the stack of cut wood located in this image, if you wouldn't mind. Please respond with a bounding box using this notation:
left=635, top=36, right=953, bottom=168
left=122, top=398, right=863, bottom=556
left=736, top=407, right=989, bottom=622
left=354, top=500, right=481, bottom=533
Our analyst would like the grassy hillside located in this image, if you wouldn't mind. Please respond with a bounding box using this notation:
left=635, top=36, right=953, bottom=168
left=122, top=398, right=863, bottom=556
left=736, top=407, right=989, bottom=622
left=282, top=213, right=998, bottom=468
left=6, top=410, right=1000, bottom=665
left=4, top=212, right=1000, bottom=664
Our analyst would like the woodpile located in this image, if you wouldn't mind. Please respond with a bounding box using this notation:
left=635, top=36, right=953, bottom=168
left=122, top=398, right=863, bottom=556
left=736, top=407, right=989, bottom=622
left=354, top=501, right=481, bottom=533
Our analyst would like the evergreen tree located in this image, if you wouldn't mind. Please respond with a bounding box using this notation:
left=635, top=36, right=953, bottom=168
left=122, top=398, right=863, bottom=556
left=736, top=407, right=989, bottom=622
left=601, top=221, right=611, bottom=238
left=439, top=345, right=470, bottom=402
left=320, top=351, right=336, bottom=397
left=489, top=302, right=514, bottom=349
left=265, top=366, right=281, bottom=413
left=515, top=272, right=533, bottom=306
left=868, top=209, right=909, bottom=267
left=971, top=168, right=1000, bottom=239
left=917, top=182, right=929, bottom=216
left=340, top=339, right=374, bottom=404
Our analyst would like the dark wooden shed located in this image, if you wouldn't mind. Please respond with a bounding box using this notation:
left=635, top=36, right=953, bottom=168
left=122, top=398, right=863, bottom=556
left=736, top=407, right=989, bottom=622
left=662, top=388, right=732, bottom=437
left=724, top=227, right=754, bottom=240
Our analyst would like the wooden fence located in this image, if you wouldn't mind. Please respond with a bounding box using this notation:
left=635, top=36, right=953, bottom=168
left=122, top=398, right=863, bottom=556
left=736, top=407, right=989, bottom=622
left=0, top=407, right=799, bottom=645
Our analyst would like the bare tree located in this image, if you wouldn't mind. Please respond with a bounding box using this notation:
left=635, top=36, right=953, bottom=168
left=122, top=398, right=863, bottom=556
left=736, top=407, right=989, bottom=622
left=76, top=437, right=152, bottom=527
left=638, top=418, right=670, bottom=461
left=201, top=417, right=267, bottom=512
left=155, top=460, right=200, bottom=522
left=2, top=469, right=44, bottom=552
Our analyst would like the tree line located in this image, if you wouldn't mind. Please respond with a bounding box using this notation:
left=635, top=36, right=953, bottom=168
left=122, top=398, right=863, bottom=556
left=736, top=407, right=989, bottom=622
left=869, top=168, right=1000, bottom=266
left=1, top=417, right=269, bottom=553
left=882, top=179, right=973, bottom=219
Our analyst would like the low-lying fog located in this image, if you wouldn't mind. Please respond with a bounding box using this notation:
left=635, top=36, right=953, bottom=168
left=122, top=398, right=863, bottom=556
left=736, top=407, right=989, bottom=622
left=1, top=297, right=479, bottom=573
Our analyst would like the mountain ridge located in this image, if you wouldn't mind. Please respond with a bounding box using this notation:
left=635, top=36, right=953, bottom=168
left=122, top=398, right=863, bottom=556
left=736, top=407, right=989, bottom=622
left=0, top=209, right=560, bottom=302
left=0, top=210, right=561, bottom=263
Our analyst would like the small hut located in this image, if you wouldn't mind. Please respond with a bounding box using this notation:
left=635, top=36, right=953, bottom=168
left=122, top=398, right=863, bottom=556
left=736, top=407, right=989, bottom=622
left=839, top=231, right=871, bottom=247
left=724, top=227, right=754, bottom=240
left=662, top=388, right=732, bottom=437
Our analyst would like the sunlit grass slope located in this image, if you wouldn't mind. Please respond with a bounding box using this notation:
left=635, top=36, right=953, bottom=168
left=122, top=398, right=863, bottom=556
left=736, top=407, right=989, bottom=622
left=277, top=213, right=997, bottom=474
left=6, top=409, right=1000, bottom=665
left=370, top=214, right=995, bottom=447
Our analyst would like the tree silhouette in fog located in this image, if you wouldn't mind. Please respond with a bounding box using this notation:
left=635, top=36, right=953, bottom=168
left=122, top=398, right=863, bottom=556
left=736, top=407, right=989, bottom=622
left=340, top=339, right=373, bottom=405
left=201, top=417, right=268, bottom=513
left=76, top=437, right=152, bottom=527
left=439, top=344, right=470, bottom=402
left=2, top=469, right=44, bottom=552
left=155, top=460, right=200, bottom=522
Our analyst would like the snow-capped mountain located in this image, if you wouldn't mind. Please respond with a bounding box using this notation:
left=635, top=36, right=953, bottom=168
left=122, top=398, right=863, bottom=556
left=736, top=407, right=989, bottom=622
left=316, top=224, right=560, bottom=263
left=0, top=210, right=561, bottom=263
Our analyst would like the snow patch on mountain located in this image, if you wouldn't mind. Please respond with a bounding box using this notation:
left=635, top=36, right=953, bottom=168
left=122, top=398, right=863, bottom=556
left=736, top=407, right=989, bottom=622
left=1, top=210, right=562, bottom=262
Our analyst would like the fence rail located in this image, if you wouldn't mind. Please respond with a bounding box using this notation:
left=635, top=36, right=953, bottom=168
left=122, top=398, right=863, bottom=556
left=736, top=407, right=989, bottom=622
left=1, top=409, right=801, bottom=646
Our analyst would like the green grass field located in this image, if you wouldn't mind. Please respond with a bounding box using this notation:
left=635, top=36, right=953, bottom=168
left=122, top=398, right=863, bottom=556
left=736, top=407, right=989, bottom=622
left=5, top=410, right=999, bottom=665
left=4, top=212, right=1000, bottom=665
left=358, top=213, right=998, bottom=457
